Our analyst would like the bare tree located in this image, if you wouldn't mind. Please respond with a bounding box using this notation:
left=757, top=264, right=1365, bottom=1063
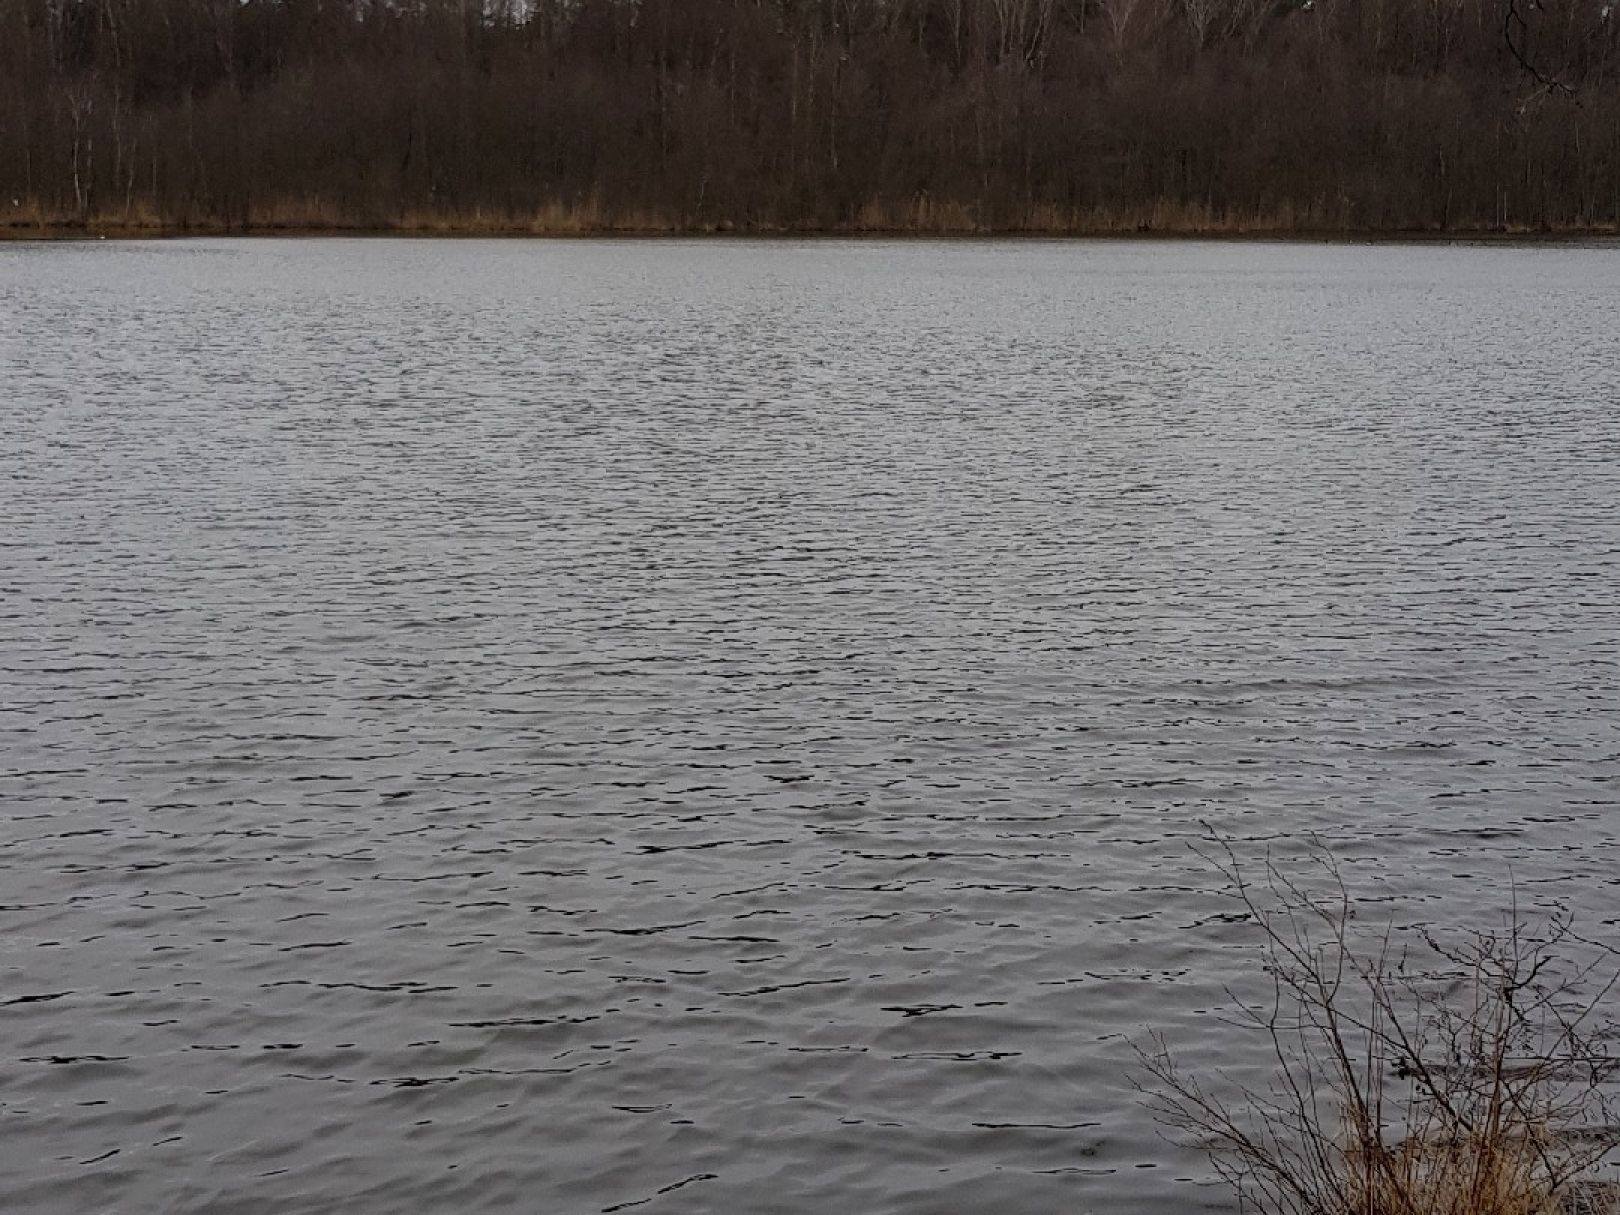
left=2, top=0, right=1617, bottom=233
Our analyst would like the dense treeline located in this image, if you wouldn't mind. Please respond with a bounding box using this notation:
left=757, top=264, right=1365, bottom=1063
left=2, top=0, right=1619, bottom=233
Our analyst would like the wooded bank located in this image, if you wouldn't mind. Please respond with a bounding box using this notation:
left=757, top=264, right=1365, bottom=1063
left=4, top=0, right=1619, bottom=235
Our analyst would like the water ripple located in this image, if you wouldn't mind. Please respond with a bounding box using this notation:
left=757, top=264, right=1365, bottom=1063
left=1, top=237, right=1618, bottom=1213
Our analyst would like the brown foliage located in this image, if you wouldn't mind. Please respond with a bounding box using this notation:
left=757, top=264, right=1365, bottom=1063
left=2, top=0, right=1618, bottom=233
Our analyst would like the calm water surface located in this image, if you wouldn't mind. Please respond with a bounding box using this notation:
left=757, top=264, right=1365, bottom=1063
left=2, top=238, right=1618, bottom=1213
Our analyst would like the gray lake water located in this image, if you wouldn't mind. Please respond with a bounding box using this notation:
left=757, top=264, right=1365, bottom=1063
left=2, top=237, right=1618, bottom=1214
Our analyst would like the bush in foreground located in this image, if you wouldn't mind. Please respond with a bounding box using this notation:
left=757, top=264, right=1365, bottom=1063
left=1137, top=839, right=1620, bottom=1215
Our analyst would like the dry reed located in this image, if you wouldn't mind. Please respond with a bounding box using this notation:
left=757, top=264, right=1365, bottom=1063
left=9, top=190, right=1619, bottom=240
left=1137, top=838, right=1620, bottom=1215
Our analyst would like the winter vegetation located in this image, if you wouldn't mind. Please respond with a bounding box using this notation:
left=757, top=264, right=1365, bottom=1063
left=1137, top=840, right=1620, bottom=1215
left=3, top=0, right=1618, bottom=234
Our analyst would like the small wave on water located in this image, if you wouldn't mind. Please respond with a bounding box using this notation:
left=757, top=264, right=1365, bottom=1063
left=1, top=237, right=1617, bottom=1213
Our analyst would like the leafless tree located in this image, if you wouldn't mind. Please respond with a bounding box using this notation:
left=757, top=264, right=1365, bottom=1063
left=1, top=0, right=1616, bottom=233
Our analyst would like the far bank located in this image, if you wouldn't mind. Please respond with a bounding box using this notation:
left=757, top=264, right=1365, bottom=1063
left=7, top=201, right=1620, bottom=244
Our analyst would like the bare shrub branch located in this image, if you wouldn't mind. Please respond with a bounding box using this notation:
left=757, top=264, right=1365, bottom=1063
left=1135, top=835, right=1620, bottom=1215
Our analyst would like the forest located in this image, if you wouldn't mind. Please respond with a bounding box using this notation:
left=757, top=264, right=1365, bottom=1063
left=2, top=0, right=1619, bottom=234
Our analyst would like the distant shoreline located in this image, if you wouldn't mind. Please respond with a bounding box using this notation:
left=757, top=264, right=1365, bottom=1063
left=7, top=220, right=1619, bottom=243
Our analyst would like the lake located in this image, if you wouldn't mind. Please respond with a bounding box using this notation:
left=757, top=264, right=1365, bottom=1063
left=2, top=237, right=1617, bottom=1213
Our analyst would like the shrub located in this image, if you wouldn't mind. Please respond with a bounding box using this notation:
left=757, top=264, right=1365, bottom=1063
left=1136, top=839, right=1620, bottom=1215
